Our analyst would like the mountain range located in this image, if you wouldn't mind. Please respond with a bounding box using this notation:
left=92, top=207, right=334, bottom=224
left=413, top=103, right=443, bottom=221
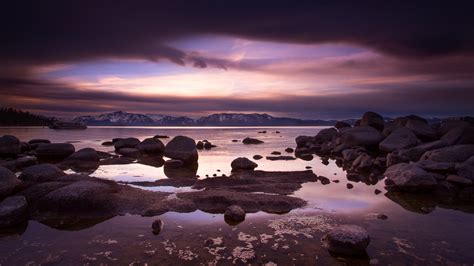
left=72, top=111, right=338, bottom=126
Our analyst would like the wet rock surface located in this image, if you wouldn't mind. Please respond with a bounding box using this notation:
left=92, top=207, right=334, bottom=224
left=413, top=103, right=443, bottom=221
left=0, top=196, right=28, bottom=228
left=231, top=157, right=258, bottom=171
left=164, top=136, right=198, bottom=164
left=0, top=166, right=21, bottom=199
left=321, top=225, right=370, bottom=256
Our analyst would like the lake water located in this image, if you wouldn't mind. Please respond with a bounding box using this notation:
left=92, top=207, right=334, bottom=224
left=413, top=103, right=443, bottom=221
left=0, top=126, right=473, bottom=265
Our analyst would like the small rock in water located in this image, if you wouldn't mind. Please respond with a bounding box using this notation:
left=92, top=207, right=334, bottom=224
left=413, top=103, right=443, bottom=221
left=151, top=219, right=164, bottom=235
left=333, top=180, right=340, bottom=183
left=224, top=205, right=246, bottom=225
left=232, top=139, right=239, bottom=142
left=318, top=176, right=330, bottom=185
left=231, top=157, right=258, bottom=171
left=153, top=135, right=169, bottom=139
left=321, top=224, right=370, bottom=255
left=374, top=189, right=382, bottom=195
left=347, top=183, right=354, bottom=189
left=377, top=214, right=388, bottom=220
left=242, top=137, right=264, bottom=144
left=271, top=151, right=281, bottom=155
left=285, top=147, right=294, bottom=153
left=253, top=155, right=263, bottom=160
left=213, top=174, right=217, bottom=177
left=321, top=158, right=329, bottom=165
left=305, top=166, right=312, bottom=169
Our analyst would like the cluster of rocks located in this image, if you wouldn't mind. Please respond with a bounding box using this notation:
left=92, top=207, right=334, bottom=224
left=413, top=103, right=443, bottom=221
left=196, top=140, right=216, bottom=150
left=0, top=133, right=316, bottom=230
left=295, top=111, right=474, bottom=203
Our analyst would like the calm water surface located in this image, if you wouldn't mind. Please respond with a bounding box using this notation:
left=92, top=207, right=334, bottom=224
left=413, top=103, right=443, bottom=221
left=0, top=126, right=473, bottom=265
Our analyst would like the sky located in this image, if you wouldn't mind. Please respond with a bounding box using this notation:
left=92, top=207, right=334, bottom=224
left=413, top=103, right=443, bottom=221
left=1, top=1, right=474, bottom=119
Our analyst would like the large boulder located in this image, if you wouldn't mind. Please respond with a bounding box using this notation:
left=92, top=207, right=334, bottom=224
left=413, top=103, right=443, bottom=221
left=0, top=196, right=28, bottom=228
left=379, top=127, right=418, bottom=152
left=295, top=136, right=314, bottom=147
left=405, top=119, right=438, bottom=141
left=242, top=137, right=264, bottom=144
left=0, top=155, right=37, bottom=171
left=36, top=143, right=75, bottom=160
left=314, top=128, right=338, bottom=143
left=420, top=145, right=474, bottom=163
left=398, top=140, right=448, bottom=162
left=136, top=138, right=165, bottom=154
left=341, top=126, right=383, bottom=148
left=384, top=163, right=439, bottom=191
left=58, top=148, right=99, bottom=171
left=321, top=225, right=370, bottom=255
left=440, top=125, right=474, bottom=145
left=116, top=148, right=141, bottom=158
left=37, top=181, right=116, bottom=213
left=28, top=139, right=51, bottom=145
left=0, top=135, right=21, bottom=158
left=114, top=137, right=140, bottom=150
left=164, top=136, right=198, bottom=164
left=360, top=111, right=384, bottom=131
left=19, top=164, right=66, bottom=182
left=231, top=157, right=258, bottom=171
left=455, top=156, right=474, bottom=181
left=0, top=166, right=21, bottom=199
left=334, top=121, right=351, bottom=129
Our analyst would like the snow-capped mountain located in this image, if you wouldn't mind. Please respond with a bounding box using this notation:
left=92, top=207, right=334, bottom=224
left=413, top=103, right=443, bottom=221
left=72, top=111, right=336, bottom=126
left=73, top=111, right=156, bottom=125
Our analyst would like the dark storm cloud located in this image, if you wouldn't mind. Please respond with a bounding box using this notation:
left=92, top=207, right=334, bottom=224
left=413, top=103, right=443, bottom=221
left=1, top=0, right=474, bottom=68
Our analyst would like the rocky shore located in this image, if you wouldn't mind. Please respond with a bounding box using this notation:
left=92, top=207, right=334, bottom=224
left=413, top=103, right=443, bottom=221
left=1, top=111, right=473, bottom=257
left=295, top=111, right=474, bottom=212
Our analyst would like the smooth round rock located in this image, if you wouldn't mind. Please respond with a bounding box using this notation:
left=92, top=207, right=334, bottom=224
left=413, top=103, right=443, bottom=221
left=0, top=196, right=28, bottom=228
left=164, top=136, right=198, bottom=164
left=322, top=225, right=370, bottom=255
left=0, top=166, right=21, bottom=199
left=231, top=157, right=258, bottom=171
left=36, top=143, right=75, bottom=160
left=0, top=135, right=21, bottom=157
left=114, top=137, right=140, bottom=150
left=19, top=164, right=66, bottom=182
left=224, top=205, right=245, bottom=224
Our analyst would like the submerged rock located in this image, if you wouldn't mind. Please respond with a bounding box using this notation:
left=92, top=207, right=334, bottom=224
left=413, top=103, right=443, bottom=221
left=253, top=155, right=263, bottom=160
left=285, top=147, right=294, bottom=153
left=242, top=137, right=264, bottom=144
left=0, top=166, right=21, bottom=199
left=0, top=196, right=28, bottom=228
left=321, top=224, right=370, bottom=255
left=266, top=156, right=296, bottom=161
left=224, top=205, right=246, bottom=225
left=231, top=157, right=258, bottom=171
left=164, top=136, right=198, bottom=164
left=152, top=219, right=164, bottom=235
